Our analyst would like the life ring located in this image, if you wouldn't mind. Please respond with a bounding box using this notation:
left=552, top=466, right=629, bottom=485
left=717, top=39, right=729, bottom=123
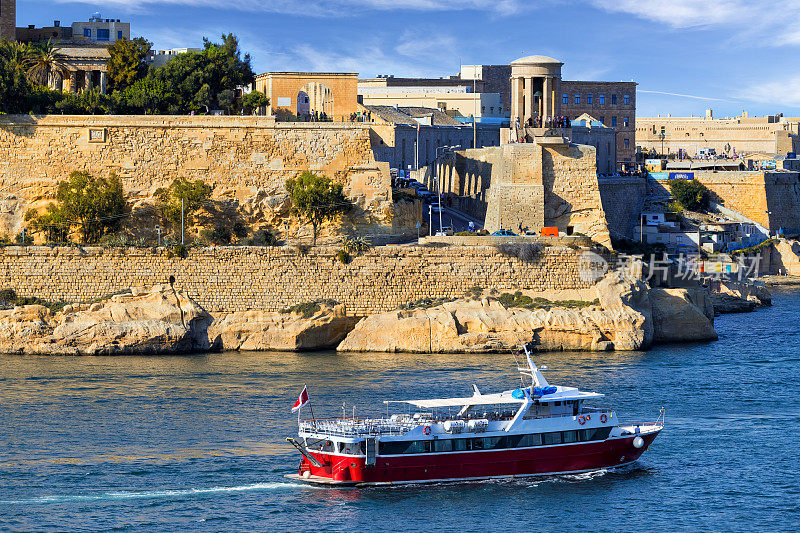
left=586, top=414, right=591, bottom=421
left=423, top=425, right=432, bottom=435
left=600, top=414, right=608, bottom=423
left=578, top=416, right=586, bottom=425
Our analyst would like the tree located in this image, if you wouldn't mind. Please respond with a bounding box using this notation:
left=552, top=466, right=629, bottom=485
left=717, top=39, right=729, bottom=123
left=25, top=171, right=127, bottom=243
left=242, top=90, right=268, bottom=114
left=24, top=39, right=69, bottom=88
left=669, top=178, right=709, bottom=211
left=155, top=178, right=213, bottom=235
left=107, top=37, right=151, bottom=92
left=217, top=89, right=235, bottom=113
left=0, top=40, right=32, bottom=113
left=285, top=172, right=350, bottom=245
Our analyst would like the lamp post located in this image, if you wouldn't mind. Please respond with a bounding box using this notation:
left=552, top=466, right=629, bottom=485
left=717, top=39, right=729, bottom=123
left=155, top=224, right=161, bottom=247
left=472, top=72, right=477, bottom=149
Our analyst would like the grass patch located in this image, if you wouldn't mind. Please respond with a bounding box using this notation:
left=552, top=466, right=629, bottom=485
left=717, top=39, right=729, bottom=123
left=400, top=297, right=456, bottom=310
left=280, top=299, right=338, bottom=318
left=495, top=291, right=598, bottom=310
left=730, top=238, right=778, bottom=257
left=464, top=285, right=483, bottom=299
left=0, top=288, right=68, bottom=313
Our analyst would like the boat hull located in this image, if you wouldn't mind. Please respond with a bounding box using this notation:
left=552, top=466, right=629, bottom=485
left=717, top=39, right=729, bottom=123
left=289, top=429, right=660, bottom=486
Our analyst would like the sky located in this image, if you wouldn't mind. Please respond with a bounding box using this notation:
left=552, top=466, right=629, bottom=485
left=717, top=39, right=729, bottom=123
left=15, top=0, right=800, bottom=117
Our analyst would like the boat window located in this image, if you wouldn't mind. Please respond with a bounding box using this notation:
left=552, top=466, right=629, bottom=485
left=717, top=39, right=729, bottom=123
left=317, top=440, right=336, bottom=453
left=518, top=433, right=543, bottom=447
left=434, top=439, right=453, bottom=452
left=483, top=436, right=507, bottom=449
left=562, top=430, right=578, bottom=443
left=343, top=441, right=364, bottom=455
left=469, top=438, right=484, bottom=450
left=543, top=432, right=562, bottom=445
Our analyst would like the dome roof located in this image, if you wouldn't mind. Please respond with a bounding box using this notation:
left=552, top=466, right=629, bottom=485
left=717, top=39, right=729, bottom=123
left=510, top=55, right=563, bottom=66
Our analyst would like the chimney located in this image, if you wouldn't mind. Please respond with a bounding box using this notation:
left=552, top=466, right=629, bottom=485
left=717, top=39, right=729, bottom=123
left=54, top=20, right=60, bottom=27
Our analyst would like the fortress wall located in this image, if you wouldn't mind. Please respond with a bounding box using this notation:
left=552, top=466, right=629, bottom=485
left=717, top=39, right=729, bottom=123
left=0, top=245, right=596, bottom=315
left=0, top=115, right=392, bottom=236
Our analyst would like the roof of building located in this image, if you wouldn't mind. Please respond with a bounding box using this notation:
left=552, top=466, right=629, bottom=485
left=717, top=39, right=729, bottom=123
left=364, top=105, right=463, bottom=126
left=511, top=55, right=563, bottom=66
left=58, top=44, right=110, bottom=59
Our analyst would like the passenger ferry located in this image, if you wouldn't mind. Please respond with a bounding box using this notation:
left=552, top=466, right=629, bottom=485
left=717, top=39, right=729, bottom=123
left=286, top=354, right=663, bottom=486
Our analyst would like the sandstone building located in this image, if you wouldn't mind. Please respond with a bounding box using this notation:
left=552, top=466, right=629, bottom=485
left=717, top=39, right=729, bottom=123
left=255, top=72, right=358, bottom=122
left=637, top=111, right=800, bottom=158
left=0, top=0, right=15, bottom=41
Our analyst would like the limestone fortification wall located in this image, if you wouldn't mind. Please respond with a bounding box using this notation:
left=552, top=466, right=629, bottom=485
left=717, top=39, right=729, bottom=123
left=598, top=177, right=648, bottom=240
left=0, top=115, right=393, bottom=236
left=0, top=245, right=596, bottom=315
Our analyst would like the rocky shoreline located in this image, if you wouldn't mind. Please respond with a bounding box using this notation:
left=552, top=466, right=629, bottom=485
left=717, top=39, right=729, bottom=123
left=0, top=271, right=772, bottom=355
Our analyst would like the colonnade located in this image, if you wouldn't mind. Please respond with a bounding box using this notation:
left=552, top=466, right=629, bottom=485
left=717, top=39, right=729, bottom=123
left=510, top=74, right=560, bottom=128
left=52, top=69, right=108, bottom=94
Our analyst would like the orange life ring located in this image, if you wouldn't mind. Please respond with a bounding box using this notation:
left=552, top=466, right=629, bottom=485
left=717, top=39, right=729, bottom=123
left=600, top=414, right=608, bottom=423
left=423, top=425, right=432, bottom=435
left=586, top=414, right=591, bottom=421
left=578, top=416, right=586, bottom=425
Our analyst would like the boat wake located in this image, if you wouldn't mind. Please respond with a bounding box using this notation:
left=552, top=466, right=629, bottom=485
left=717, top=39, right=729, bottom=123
left=1, top=482, right=311, bottom=505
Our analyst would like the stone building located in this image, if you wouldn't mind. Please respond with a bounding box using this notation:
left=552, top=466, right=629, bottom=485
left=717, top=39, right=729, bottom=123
left=365, top=105, right=499, bottom=170
left=255, top=72, right=358, bottom=122
left=0, top=0, right=15, bottom=41
left=51, top=45, right=110, bottom=94
left=637, top=111, right=800, bottom=158
left=560, top=80, right=637, bottom=167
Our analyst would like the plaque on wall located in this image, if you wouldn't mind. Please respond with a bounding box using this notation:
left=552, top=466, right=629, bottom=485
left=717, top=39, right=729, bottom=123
left=88, top=128, right=107, bottom=143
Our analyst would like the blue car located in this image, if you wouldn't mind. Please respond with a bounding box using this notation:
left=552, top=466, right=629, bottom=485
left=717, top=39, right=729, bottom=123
left=491, top=230, right=517, bottom=236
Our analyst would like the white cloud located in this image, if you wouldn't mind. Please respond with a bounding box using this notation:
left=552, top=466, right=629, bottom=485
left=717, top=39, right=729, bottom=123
left=639, top=90, right=726, bottom=102
left=736, top=75, right=800, bottom=109
left=589, top=0, right=800, bottom=47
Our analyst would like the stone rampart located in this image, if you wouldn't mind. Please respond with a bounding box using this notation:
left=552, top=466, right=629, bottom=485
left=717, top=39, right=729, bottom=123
left=0, top=115, right=393, bottom=236
left=0, top=245, right=596, bottom=315
left=598, top=177, right=648, bottom=240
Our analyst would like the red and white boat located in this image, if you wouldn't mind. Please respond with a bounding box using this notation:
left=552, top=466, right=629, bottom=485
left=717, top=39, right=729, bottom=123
left=286, top=354, right=663, bottom=486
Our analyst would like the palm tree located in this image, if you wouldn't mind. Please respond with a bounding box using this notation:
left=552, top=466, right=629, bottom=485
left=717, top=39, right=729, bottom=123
left=24, top=39, right=70, bottom=89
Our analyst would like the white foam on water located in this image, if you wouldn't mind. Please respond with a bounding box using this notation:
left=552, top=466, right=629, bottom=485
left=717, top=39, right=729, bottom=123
left=2, top=482, right=307, bottom=505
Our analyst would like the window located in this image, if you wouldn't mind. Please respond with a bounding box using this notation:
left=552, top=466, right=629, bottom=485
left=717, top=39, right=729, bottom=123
left=574, top=94, right=580, bottom=104
left=611, top=116, right=618, bottom=127
left=611, top=94, right=618, bottom=105
left=598, top=94, right=605, bottom=105
left=518, top=433, right=542, bottom=447
left=562, top=93, right=568, bottom=104
left=433, top=439, right=453, bottom=452
left=624, top=138, right=630, bottom=148
left=623, top=117, right=630, bottom=127
left=587, top=94, right=593, bottom=104
left=117, top=30, right=123, bottom=40
left=624, top=94, right=630, bottom=105
left=599, top=116, right=605, bottom=124
left=483, top=436, right=507, bottom=449
left=97, top=28, right=110, bottom=41
left=543, top=432, right=562, bottom=445
left=562, top=431, right=578, bottom=443
left=83, top=28, right=92, bottom=37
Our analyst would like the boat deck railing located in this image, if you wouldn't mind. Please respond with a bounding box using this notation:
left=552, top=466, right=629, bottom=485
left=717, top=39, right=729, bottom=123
left=299, top=407, right=610, bottom=437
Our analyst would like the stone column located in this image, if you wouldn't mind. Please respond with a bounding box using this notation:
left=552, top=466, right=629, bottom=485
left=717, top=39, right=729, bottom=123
left=543, top=76, right=552, bottom=120
left=100, top=71, right=107, bottom=95
left=524, top=76, right=533, bottom=125
left=84, top=71, right=92, bottom=92
left=511, top=76, right=520, bottom=124
left=70, top=71, right=78, bottom=94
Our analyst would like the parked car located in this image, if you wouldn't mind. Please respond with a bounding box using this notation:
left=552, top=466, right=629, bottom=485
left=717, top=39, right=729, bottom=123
left=440, top=226, right=454, bottom=236
left=491, top=229, right=517, bottom=236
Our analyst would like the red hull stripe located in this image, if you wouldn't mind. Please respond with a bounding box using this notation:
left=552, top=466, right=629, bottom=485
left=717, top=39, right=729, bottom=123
left=297, top=431, right=660, bottom=484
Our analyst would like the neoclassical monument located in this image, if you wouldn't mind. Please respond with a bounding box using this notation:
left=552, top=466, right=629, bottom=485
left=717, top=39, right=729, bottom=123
left=509, top=55, right=564, bottom=127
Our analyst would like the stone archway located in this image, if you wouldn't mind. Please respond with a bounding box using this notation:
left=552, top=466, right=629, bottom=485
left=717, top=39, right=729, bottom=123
left=299, top=82, right=334, bottom=119
left=297, top=90, right=310, bottom=116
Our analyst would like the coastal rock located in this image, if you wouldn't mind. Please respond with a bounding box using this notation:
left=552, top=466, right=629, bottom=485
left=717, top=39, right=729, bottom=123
left=0, top=285, right=213, bottom=355
left=709, top=280, right=772, bottom=314
left=649, top=288, right=718, bottom=344
left=208, top=304, right=360, bottom=351
left=594, top=269, right=653, bottom=350
left=338, top=298, right=620, bottom=354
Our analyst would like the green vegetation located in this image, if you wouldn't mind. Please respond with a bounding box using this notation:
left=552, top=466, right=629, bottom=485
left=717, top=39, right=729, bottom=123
left=342, top=236, right=370, bottom=254
left=399, top=297, right=456, bottom=310
left=0, top=34, right=254, bottom=115
left=285, top=171, right=351, bottom=245
left=241, top=90, right=269, bottom=114
left=496, top=291, right=598, bottom=310
left=669, top=179, right=709, bottom=211
left=243, top=228, right=279, bottom=246
left=155, top=178, right=213, bottom=237
left=494, top=242, right=545, bottom=262
left=336, top=249, right=352, bottom=264
left=730, top=238, right=778, bottom=257
left=107, top=37, right=151, bottom=92
left=464, top=285, right=483, bottom=300
left=25, top=171, right=126, bottom=244
left=392, top=190, right=418, bottom=203
left=0, top=288, right=67, bottom=313
left=199, top=222, right=248, bottom=246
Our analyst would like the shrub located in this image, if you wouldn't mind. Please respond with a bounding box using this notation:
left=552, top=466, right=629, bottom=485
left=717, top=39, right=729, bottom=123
left=668, top=200, right=684, bottom=216
left=455, top=231, right=477, bottom=236
left=730, top=238, right=778, bottom=257
left=343, top=236, right=370, bottom=254
left=245, top=228, right=279, bottom=246
left=495, top=242, right=545, bottom=262
left=200, top=226, right=232, bottom=245
left=336, top=249, right=352, bottom=264
left=173, top=244, right=188, bottom=258
left=496, top=291, right=598, bottom=310
left=295, top=244, right=310, bottom=255
left=399, top=297, right=456, bottom=310
left=0, top=287, right=67, bottom=312
left=280, top=300, right=336, bottom=318
left=669, top=179, right=709, bottom=211
left=464, top=285, right=483, bottom=300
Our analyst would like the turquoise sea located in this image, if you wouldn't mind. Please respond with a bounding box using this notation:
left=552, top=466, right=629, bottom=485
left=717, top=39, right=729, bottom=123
left=1, top=291, right=799, bottom=532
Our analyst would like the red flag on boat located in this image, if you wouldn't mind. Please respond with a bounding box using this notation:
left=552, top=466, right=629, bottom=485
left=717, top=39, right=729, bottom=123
left=291, top=386, right=310, bottom=413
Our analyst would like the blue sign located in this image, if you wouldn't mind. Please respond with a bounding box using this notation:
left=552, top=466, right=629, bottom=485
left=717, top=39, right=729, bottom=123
left=668, top=172, right=694, bottom=180
left=649, top=172, right=669, bottom=180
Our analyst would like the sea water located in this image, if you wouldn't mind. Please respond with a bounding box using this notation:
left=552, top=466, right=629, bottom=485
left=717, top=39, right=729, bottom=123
left=1, top=291, right=799, bottom=532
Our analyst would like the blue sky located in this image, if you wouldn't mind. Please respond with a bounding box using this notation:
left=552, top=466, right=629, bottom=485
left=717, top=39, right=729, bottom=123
left=17, top=0, right=800, bottom=117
